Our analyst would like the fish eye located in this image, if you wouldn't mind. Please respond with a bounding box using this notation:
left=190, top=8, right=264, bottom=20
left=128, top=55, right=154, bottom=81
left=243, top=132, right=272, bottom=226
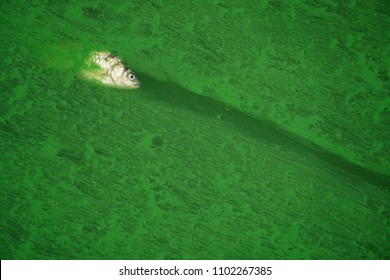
left=128, top=74, right=136, bottom=80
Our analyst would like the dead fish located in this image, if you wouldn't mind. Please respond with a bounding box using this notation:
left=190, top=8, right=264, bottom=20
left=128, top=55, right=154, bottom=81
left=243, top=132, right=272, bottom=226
left=83, top=51, right=141, bottom=89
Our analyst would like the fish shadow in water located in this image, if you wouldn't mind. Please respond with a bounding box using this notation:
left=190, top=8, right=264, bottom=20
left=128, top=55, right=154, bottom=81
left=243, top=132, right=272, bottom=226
left=137, top=72, right=390, bottom=188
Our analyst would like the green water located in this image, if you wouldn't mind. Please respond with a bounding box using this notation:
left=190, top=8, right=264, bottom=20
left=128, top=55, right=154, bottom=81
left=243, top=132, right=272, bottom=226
left=0, top=0, right=389, bottom=259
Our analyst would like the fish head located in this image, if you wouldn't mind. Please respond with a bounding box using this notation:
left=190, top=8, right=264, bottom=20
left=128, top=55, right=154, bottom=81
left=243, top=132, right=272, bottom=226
left=122, top=69, right=141, bottom=89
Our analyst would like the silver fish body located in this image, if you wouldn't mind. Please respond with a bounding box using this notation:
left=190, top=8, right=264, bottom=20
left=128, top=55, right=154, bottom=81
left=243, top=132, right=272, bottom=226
left=83, top=51, right=141, bottom=89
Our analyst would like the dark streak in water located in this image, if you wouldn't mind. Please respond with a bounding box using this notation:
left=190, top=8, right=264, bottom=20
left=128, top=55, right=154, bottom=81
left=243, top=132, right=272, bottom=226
left=138, top=72, right=390, bottom=188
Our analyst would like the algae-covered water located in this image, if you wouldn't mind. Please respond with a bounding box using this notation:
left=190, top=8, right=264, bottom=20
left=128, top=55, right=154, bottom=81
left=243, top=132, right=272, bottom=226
left=1, top=0, right=389, bottom=259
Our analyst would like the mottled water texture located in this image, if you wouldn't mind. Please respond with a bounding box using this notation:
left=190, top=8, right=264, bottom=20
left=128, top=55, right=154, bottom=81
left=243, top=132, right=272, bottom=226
left=0, top=0, right=389, bottom=259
